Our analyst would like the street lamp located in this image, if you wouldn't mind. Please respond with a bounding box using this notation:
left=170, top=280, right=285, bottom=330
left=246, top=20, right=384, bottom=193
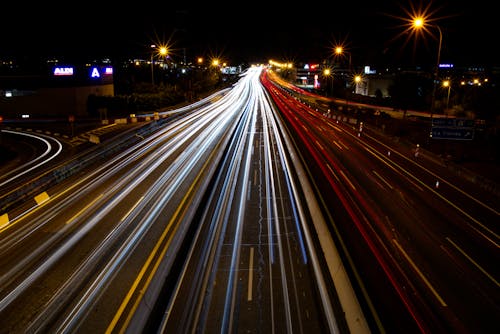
left=354, top=75, right=362, bottom=94
left=413, top=17, right=443, bottom=119
left=150, top=45, right=168, bottom=85
left=334, top=46, right=352, bottom=71
left=323, top=68, right=332, bottom=96
left=334, top=45, right=353, bottom=110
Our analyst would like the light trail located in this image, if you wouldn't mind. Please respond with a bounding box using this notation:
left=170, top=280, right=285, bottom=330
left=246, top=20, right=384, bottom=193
left=0, top=130, right=63, bottom=187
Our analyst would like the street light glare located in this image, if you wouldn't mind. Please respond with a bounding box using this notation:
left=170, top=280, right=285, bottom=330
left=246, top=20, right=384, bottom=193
left=413, top=17, right=424, bottom=28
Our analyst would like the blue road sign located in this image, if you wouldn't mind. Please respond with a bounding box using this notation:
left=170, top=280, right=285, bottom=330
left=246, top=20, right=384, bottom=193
left=432, top=118, right=475, bottom=128
left=430, top=127, right=474, bottom=140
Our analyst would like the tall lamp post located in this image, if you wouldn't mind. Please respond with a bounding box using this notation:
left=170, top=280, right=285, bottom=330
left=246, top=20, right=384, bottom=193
left=334, top=46, right=353, bottom=110
left=413, top=18, right=443, bottom=119
left=150, top=44, right=156, bottom=85
left=150, top=45, right=168, bottom=85
left=334, top=46, right=352, bottom=72
left=354, top=75, right=362, bottom=94
left=443, top=79, right=451, bottom=117
left=323, top=68, right=332, bottom=97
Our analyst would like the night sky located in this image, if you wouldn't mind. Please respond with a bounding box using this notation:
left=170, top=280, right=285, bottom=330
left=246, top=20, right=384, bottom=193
left=1, top=1, right=497, bottom=67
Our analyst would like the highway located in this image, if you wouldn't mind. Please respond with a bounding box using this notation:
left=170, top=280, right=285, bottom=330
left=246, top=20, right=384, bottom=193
left=0, top=67, right=360, bottom=333
left=0, top=66, right=497, bottom=334
left=157, top=68, right=361, bottom=334
left=262, top=69, right=499, bottom=334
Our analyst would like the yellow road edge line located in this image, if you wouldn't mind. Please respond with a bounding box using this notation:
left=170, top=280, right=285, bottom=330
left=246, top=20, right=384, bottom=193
left=372, top=170, right=394, bottom=190
left=108, top=149, right=217, bottom=333
left=339, top=170, right=356, bottom=191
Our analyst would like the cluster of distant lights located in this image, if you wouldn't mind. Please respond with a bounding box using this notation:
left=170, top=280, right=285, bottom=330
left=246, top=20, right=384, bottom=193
left=460, top=78, right=488, bottom=86
left=2, top=58, right=489, bottom=101
left=270, top=58, right=489, bottom=88
left=268, top=60, right=293, bottom=69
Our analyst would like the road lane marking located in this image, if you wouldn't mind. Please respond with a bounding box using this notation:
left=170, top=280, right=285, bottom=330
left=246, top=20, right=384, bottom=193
left=339, top=170, right=356, bottom=190
left=446, top=237, right=499, bottom=287
left=315, top=140, right=324, bottom=151
left=372, top=170, right=394, bottom=190
left=393, top=239, right=447, bottom=307
left=121, top=196, right=144, bottom=222
left=333, top=141, right=343, bottom=150
left=248, top=247, right=254, bottom=301
left=67, top=194, right=103, bottom=224
left=338, top=140, right=350, bottom=150
left=326, top=164, right=341, bottom=182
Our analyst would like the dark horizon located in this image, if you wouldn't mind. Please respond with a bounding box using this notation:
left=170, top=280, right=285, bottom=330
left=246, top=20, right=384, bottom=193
left=1, top=1, right=498, bottom=67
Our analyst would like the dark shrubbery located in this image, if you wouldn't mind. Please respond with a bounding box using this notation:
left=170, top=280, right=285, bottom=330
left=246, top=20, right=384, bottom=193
left=87, top=90, right=185, bottom=117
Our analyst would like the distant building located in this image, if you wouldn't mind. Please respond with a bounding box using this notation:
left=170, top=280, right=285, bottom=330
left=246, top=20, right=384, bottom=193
left=0, top=62, right=114, bottom=118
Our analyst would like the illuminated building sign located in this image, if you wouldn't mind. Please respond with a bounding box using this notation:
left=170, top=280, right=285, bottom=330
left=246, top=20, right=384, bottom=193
left=89, top=66, right=113, bottom=79
left=364, top=66, right=376, bottom=74
left=439, top=63, right=454, bottom=68
left=51, top=65, right=113, bottom=84
left=314, top=74, right=320, bottom=88
left=53, top=67, right=74, bottom=76
left=303, top=64, right=320, bottom=71
left=90, top=67, right=100, bottom=78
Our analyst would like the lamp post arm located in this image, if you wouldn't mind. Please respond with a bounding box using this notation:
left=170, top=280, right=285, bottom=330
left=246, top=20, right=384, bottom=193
left=435, top=25, right=443, bottom=75
left=151, top=54, right=154, bottom=85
